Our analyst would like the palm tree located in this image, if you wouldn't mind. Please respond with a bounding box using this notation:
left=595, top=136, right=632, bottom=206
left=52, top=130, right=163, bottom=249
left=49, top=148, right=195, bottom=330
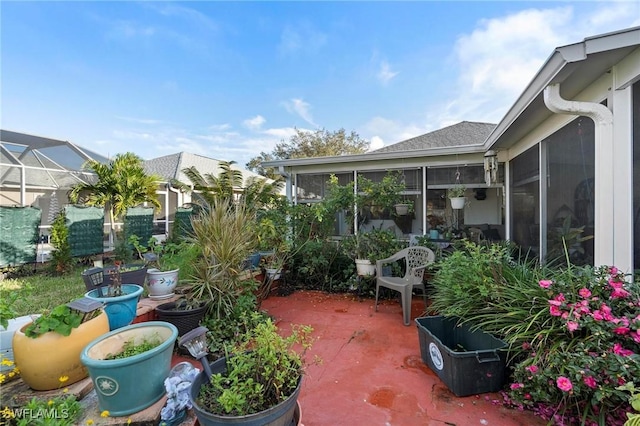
left=69, top=152, right=161, bottom=246
left=177, top=161, right=284, bottom=211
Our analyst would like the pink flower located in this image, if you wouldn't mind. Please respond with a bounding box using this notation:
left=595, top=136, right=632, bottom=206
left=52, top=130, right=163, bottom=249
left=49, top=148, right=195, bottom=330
left=611, top=287, right=631, bottom=299
left=548, top=299, right=563, bottom=306
left=610, top=266, right=619, bottom=275
left=614, top=327, right=630, bottom=335
left=578, top=288, right=592, bottom=298
left=556, top=376, right=573, bottom=392
left=539, top=279, right=552, bottom=289
left=549, top=305, right=562, bottom=317
left=632, top=331, right=640, bottom=344
left=525, top=365, right=538, bottom=374
left=522, top=342, right=531, bottom=350
left=561, top=312, right=569, bottom=320
left=510, top=383, right=524, bottom=390
left=583, top=376, right=597, bottom=389
left=592, top=310, right=604, bottom=321
left=567, top=321, right=579, bottom=332
left=613, top=343, right=634, bottom=356
left=556, top=293, right=566, bottom=303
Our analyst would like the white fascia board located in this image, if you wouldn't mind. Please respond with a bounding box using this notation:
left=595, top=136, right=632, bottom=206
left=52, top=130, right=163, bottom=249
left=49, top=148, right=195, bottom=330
left=262, top=144, right=486, bottom=169
left=613, top=47, right=640, bottom=90
left=484, top=26, right=640, bottom=151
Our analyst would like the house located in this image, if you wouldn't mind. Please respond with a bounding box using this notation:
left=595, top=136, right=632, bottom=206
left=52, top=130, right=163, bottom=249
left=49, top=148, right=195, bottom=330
left=0, top=134, right=271, bottom=239
left=264, top=26, right=640, bottom=272
left=143, top=152, right=280, bottom=235
left=262, top=120, right=504, bottom=238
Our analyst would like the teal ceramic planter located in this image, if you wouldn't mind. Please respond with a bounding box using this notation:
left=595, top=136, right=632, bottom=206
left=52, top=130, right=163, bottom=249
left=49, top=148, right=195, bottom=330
left=85, top=284, right=143, bottom=330
left=81, top=321, right=178, bottom=416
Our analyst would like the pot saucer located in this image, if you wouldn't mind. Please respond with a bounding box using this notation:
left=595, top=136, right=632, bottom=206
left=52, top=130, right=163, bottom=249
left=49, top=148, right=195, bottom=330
left=149, top=293, right=175, bottom=301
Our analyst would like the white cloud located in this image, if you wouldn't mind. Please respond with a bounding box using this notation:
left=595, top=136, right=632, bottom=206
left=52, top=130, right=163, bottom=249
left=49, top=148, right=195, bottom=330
left=282, top=98, right=317, bottom=127
left=243, top=115, right=266, bottom=131
left=263, top=127, right=298, bottom=139
left=362, top=116, right=432, bottom=150
left=208, top=123, right=232, bottom=132
left=433, top=3, right=640, bottom=125
left=369, top=136, right=385, bottom=151
left=377, top=60, right=399, bottom=85
left=278, top=23, right=327, bottom=54
left=107, top=20, right=156, bottom=40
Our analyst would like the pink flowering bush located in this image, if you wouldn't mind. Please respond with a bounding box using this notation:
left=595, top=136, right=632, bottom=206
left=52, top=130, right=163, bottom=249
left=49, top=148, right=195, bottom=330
left=507, top=266, right=640, bottom=425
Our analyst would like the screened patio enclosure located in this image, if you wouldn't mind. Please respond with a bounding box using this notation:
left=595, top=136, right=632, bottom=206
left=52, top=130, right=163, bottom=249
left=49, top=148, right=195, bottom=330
left=0, top=129, right=108, bottom=231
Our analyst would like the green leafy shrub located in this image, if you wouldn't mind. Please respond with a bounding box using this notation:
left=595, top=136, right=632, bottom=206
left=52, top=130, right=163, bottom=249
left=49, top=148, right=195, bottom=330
left=49, top=212, right=74, bottom=275
left=505, top=266, right=640, bottom=425
left=197, top=315, right=313, bottom=416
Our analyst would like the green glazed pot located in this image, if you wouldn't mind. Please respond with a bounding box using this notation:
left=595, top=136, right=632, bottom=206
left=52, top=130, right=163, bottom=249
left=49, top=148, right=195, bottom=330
left=81, top=321, right=178, bottom=416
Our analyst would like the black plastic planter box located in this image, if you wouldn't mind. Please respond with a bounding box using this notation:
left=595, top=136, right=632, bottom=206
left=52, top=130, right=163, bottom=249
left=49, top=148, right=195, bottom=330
left=415, top=316, right=507, bottom=397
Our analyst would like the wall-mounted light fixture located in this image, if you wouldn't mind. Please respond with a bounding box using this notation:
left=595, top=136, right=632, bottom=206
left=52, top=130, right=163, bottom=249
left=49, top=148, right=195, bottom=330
left=484, top=150, right=498, bottom=186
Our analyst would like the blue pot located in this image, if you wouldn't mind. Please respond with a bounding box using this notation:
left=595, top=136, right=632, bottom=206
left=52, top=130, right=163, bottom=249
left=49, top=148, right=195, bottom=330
left=85, top=284, right=143, bottom=330
left=81, top=322, right=178, bottom=416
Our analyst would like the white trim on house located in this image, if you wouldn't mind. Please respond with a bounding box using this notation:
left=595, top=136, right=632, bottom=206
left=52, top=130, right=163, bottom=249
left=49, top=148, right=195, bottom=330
left=487, top=26, right=639, bottom=272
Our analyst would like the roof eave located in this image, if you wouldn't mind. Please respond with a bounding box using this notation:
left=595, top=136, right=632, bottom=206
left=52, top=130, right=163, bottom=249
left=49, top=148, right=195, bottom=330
left=262, top=144, right=486, bottom=168
left=484, top=26, right=640, bottom=151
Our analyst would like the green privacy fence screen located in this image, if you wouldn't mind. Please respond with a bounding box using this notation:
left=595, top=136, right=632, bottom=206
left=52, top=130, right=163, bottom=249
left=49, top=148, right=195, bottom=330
left=0, top=206, right=41, bottom=267
left=65, top=205, right=104, bottom=257
left=173, top=207, right=194, bottom=240
left=124, top=207, right=154, bottom=246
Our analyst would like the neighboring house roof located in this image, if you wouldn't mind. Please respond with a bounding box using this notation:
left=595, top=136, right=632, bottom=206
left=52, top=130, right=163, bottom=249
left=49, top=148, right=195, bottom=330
left=144, top=152, right=272, bottom=188
left=371, top=121, right=496, bottom=154
left=486, top=26, right=640, bottom=150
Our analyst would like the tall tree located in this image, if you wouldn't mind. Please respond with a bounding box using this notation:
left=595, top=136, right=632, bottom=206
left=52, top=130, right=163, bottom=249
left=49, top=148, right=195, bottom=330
left=246, top=128, right=369, bottom=178
left=69, top=152, right=161, bottom=246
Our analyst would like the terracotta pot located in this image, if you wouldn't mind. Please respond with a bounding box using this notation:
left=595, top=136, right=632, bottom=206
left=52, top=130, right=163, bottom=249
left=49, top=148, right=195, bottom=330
left=12, top=312, right=109, bottom=390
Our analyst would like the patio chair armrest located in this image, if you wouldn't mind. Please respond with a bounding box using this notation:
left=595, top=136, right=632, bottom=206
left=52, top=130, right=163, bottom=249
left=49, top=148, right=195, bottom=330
left=376, top=252, right=404, bottom=271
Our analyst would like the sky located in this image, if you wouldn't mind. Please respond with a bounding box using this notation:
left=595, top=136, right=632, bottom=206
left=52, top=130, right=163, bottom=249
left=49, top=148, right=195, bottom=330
left=2, top=1, right=639, bottom=170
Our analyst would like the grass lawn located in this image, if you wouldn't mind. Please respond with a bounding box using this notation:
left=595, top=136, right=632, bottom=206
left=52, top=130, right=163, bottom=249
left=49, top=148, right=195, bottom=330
left=1, top=265, right=89, bottom=316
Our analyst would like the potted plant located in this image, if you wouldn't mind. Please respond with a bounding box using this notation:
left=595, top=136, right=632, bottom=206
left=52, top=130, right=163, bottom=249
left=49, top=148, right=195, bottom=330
left=157, top=198, right=257, bottom=336
left=84, top=263, right=144, bottom=330
left=80, top=321, right=178, bottom=416
left=341, top=228, right=403, bottom=277
left=130, top=235, right=181, bottom=300
left=186, top=316, right=313, bottom=426
left=447, top=185, right=466, bottom=209
left=12, top=302, right=109, bottom=390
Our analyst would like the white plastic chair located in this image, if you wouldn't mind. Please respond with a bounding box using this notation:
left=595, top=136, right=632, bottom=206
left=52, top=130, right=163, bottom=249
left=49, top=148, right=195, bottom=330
left=375, top=246, right=435, bottom=326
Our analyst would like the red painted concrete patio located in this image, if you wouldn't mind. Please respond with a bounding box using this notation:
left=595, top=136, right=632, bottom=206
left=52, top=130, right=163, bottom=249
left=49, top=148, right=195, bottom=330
left=259, top=290, right=545, bottom=426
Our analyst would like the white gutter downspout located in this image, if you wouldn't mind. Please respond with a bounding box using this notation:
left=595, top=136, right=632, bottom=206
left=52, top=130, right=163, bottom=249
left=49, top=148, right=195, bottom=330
left=167, top=183, right=182, bottom=236
left=278, top=166, right=292, bottom=201
left=543, top=83, right=614, bottom=267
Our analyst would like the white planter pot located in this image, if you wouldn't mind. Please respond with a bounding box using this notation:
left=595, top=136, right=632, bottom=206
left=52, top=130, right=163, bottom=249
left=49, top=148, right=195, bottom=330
left=355, top=259, right=376, bottom=277
left=266, top=268, right=282, bottom=280
left=394, top=203, right=410, bottom=216
left=0, top=315, right=40, bottom=372
left=146, top=268, right=179, bottom=300
left=450, top=197, right=466, bottom=209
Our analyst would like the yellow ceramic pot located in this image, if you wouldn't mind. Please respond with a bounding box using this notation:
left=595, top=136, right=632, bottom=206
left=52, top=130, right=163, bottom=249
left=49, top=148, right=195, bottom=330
left=12, top=311, right=109, bottom=390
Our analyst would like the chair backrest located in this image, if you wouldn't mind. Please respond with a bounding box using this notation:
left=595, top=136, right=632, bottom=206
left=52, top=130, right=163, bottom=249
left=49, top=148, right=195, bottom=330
left=403, top=246, right=435, bottom=284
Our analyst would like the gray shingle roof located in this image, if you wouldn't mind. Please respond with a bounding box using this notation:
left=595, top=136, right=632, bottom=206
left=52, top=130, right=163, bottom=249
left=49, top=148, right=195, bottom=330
left=371, top=121, right=496, bottom=154
left=143, top=152, right=269, bottom=186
